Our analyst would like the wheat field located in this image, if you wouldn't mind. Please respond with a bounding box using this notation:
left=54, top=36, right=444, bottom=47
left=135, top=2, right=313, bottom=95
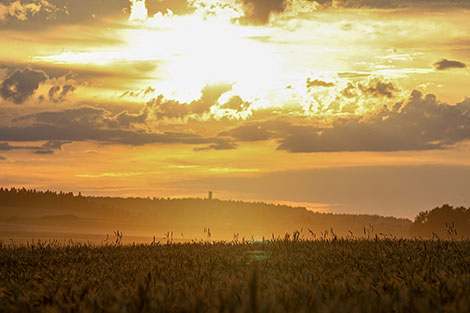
left=1, top=237, right=470, bottom=313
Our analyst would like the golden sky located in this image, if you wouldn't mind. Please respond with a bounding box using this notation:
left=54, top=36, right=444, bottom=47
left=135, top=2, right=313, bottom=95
left=1, top=0, right=469, bottom=218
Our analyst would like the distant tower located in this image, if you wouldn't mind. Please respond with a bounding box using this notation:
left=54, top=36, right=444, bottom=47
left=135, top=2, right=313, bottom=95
left=208, top=191, right=213, bottom=200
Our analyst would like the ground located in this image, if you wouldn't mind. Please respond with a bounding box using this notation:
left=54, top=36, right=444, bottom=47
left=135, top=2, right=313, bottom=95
left=1, top=238, right=470, bottom=312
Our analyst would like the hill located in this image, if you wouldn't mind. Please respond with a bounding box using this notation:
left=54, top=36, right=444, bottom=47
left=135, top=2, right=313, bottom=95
left=0, top=187, right=412, bottom=242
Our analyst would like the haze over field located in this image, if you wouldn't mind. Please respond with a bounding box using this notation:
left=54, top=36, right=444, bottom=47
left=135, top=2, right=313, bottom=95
left=2, top=188, right=470, bottom=244
left=1, top=0, right=469, bottom=218
left=0, top=188, right=414, bottom=243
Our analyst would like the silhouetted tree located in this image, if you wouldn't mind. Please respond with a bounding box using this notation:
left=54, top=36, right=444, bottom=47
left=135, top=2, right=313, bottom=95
left=410, top=204, right=470, bottom=239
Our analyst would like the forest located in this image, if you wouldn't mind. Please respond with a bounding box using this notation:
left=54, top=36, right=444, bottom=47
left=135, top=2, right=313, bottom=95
left=1, top=187, right=469, bottom=241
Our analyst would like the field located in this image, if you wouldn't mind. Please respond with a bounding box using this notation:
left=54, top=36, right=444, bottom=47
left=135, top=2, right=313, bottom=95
left=1, top=238, right=470, bottom=313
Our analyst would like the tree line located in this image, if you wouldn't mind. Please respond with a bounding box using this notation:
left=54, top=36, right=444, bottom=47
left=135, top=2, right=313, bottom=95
left=410, top=204, right=470, bottom=239
left=1, top=187, right=468, bottom=239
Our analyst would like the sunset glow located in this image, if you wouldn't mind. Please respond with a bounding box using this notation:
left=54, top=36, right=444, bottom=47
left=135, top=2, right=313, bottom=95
left=1, top=0, right=469, bottom=218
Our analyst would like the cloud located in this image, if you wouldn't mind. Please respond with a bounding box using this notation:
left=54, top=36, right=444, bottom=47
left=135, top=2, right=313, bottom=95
left=147, top=96, right=190, bottom=120
left=219, top=123, right=274, bottom=141
left=0, top=123, right=230, bottom=147
left=0, top=141, right=67, bottom=154
left=340, top=78, right=399, bottom=99
left=0, top=0, right=130, bottom=30
left=193, top=83, right=233, bottom=114
left=120, top=86, right=155, bottom=98
left=33, top=149, right=54, bottom=154
left=48, top=84, right=76, bottom=103
left=147, top=95, right=191, bottom=119
left=357, top=79, right=397, bottom=98
left=258, top=0, right=470, bottom=21
left=310, top=0, right=469, bottom=10
left=220, top=95, right=251, bottom=112
left=0, top=68, right=48, bottom=104
left=2, top=105, right=235, bottom=150
left=220, top=91, right=470, bottom=153
left=303, top=77, right=401, bottom=115
left=238, top=0, right=286, bottom=24
left=433, top=59, right=467, bottom=70
left=41, top=140, right=71, bottom=150
left=0, top=143, right=16, bottom=151
left=276, top=91, right=470, bottom=152
left=129, top=0, right=195, bottom=21
left=237, top=0, right=470, bottom=25
left=193, top=139, right=237, bottom=151
left=147, top=82, right=233, bottom=119
left=106, top=110, right=148, bottom=129
left=0, top=0, right=60, bottom=23
left=306, top=78, right=334, bottom=88
left=1, top=61, right=160, bottom=91
left=146, top=0, right=192, bottom=15
left=16, top=106, right=108, bottom=126
left=2, top=0, right=467, bottom=30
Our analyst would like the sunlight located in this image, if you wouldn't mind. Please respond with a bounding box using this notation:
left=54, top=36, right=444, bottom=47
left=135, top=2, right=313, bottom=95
left=34, top=2, right=282, bottom=103
left=129, top=0, right=148, bottom=21
left=130, top=12, right=281, bottom=101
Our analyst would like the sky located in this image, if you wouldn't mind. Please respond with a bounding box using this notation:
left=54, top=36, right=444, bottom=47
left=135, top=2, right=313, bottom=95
left=0, top=0, right=469, bottom=219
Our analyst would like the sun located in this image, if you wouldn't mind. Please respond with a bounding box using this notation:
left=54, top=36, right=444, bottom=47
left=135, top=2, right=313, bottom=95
left=125, top=8, right=282, bottom=101
left=35, top=1, right=282, bottom=103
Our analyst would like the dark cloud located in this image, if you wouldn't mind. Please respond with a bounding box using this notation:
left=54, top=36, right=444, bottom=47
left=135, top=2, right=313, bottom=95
left=2, top=0, right=468, bottom=31
left=358, top=80, right=397, bottom=98
left=0, top=0, right=63, bottom=24
left=33, top=149, right=54, bottom=155
left=0, top=143, right=15, bottom=151
left=148, top=82, right=232, bottom=119
left=235, top=0, right=469, bottom=25
left=193, top=139, right=237, bottom=151
left=0, top=122, right=231, bottom=147
left=0, top=0, right=196, bottom=30
left=220, top=91, right=470, bottom=153
left=106, top=110, right=147, bottom=129
left=239, top=0, right=286, bottom=24
left=338, top=72, right=370, bottom=79
left=310, top=0, right=469, bottom=10
left=0, top=0, right=130, bottom=30
left=219, top=123, right=274, bottom=141
left=0, top=63, right=117, bottom=85
left=2, top=106, right=235, bottom=150
left=14, top=106, right=149, bottom=133
left=48, top=86, right=60, bottom=99
left=277, top=91, right=470, bottom=152
left=341, top=78, right=398, bottom=99
left=41, top=140, right=71, bottom=150
left=0, top=68, right=48, bottom=104
left=220, top=95, right=251, bottom=112
left=0, top=141, right=66, bottom=154
left=0, top=61, right=161, bottom=97
left=433, top=59, right=467, bottom=70
left=16, top=107, right=108, bottom=126
left=148, top=96, right=190, bottom=120
left=306, top=78, right=334, bottom=88
left=48, top=84, right=76, bottom=103
left=120, top=86, right=155, bottom=98
left=193, top=83, right=233, bottom=114
left=318, top=0, right=401, bottom=9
